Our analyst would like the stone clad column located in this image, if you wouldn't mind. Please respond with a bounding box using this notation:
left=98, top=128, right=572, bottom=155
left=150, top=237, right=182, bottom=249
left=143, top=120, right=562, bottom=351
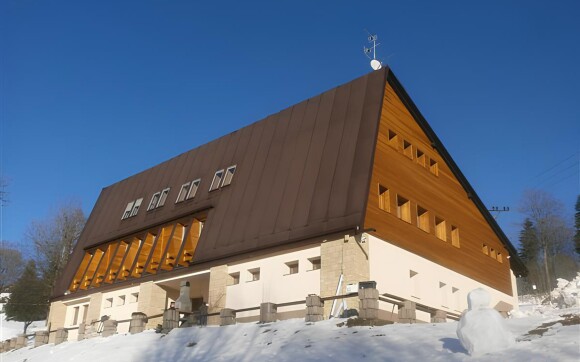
left=207, top=265, right=228, bottom=326
left=138, top=281, right=168, bottom=329
left=129, top=312, right=148, bottom=334
left=34, top=331, right=49, bottom=347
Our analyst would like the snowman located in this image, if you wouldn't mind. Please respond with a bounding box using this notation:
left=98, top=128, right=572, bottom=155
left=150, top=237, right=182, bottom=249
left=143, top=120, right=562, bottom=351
left=456, top=288, right=515, bottom=356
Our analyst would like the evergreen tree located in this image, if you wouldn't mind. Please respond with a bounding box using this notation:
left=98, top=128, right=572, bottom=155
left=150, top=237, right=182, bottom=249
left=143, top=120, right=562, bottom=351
left=4, top=260, right=50, bottom=334
left=519, top=218, right=539, bottom=262
left=575, top=195, right=580, bottom=254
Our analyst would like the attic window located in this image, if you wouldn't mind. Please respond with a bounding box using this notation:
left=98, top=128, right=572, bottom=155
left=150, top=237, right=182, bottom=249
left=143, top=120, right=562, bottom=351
left=177, top=179, right=201, bottom=203
left=417, top=206, right=429, bottom=233
left=222, top=165, right=237, bottom=187
left=451, top=226, right=460, bottom=248
left=429, top=159, right=439, bottom=176
left=435, top=217, right=446, bottom=241
left=416, top=149, right=426, bottom=167
left=378, top=185, right=390, bottom=212
left=396, top=195, right=411, bottom=223
left=403, top=140, right=413, bottom=159
left=388, top=130, right=399, bottom=149
left=122, top=198, right=143, bottom=220
left=209, top=169, right=224, bottom=191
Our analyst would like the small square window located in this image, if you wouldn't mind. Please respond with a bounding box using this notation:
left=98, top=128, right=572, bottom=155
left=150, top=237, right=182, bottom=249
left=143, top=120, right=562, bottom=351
left=210, top=170, right=224, bottom=191
left=222, top=166, right=237, bottom=187
left=482, top=244, right=489, bottom=255
left=435, top=217, right=446, bottom=241
left=117, top=295, right=126, bottom=306
left=309, top=257, right=321, bottom=270
left=129, top=292, right=139, bottom=303
left=403, top=140, right=413, bottom=159
left=286, top=261, right=299, bottom=275
left=378, top=185, right=390, bottom=212
left=229, top=272, right=240, bottom=285
left=388, top=130, right=399, bottom=149
left=490, top=248, right=496, bottom=259
left=497, top=253, right=503, bottom=263
left=397, top=195, right=411, bottom=223
left=451, top=226, right=460, bottom=248
left=417, top=206, right=429, bottom=232
left=416, top=149, right=426, bottom=166
left=104, top=298, right=113, bottom=308
left=249, top=268, right=260, bottom=281
left=429, top=159, right=439, bottom=176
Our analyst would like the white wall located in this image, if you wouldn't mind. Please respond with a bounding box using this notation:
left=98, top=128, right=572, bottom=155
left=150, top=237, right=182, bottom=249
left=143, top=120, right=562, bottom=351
left=225, top=245, right=321, bottom=318
left=368, top=234, right=518, bottom=321
left=99, top=286, right=141, bottom=333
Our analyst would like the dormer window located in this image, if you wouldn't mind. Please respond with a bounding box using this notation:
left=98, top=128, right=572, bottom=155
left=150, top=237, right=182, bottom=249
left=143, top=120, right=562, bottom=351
left=121, top=198, right=143, bottom=220
left=209, top=169, right=224, bottom=191
left=148, top=188, right=170, bottom=211
left=222, top=165, right=236, bottom=187
left=176, top=179, right=201, bottom=203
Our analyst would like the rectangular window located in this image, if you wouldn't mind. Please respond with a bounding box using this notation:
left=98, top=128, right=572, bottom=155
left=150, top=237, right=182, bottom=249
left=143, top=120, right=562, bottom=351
left=451, top=226, right=460, bottom=247
left=378, top=185, right=390, bottom=212
left=309, top=257, right=321, bottom=270
left=403, top=140, right=413, bottom=159
left=187, top=179, right=201, bottom=199
left=429, top=159, right=439, bottom=176
left=435, top=217, right=446, bottom=241
left=176, top=182, right=191, bottom=203
left=440, top=282, right=448, bottom=308
left=130, top=198, right=142, bottom=217
left=73, top=306, right=80, bottom=325
left=210, top=169, right=224, bottom=191
left=410, top=270, right=420, bottom=299
left=249, top=268, right=260, bottom=282
left=229, top=272, right=240, bottom=285
left=286, top=261, right=299, bottom=275
left=416, top=149, right=426, bottom=167
left=82, top=305, right=89, bottom=324
left=122, top=201, right=134, bottom=220
left=417, top=206, right=429, bottom=232
left=388, top=130, right=399, bottom=149
left=148, top=192, right=161, bottom=211
left=397, top=195, right=411, bottom=223
left=222, top=165, right=237, bottom=187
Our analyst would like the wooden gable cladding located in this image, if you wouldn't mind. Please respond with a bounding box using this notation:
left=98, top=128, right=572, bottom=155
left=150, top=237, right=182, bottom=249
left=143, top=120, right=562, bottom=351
left=364, top=80, right=513, bottom=295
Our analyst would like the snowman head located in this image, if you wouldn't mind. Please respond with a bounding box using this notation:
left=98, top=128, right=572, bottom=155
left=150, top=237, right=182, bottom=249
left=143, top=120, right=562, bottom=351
left=467, top=288, right=491, bottom=310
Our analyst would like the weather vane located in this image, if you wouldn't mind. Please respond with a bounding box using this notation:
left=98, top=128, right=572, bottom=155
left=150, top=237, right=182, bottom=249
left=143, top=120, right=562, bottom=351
left=363, top=31, right=382, bottom=71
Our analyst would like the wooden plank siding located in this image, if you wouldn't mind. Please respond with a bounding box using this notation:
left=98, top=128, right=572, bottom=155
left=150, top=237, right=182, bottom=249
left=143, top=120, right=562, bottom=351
left=364, top=82, right=513, bottom=295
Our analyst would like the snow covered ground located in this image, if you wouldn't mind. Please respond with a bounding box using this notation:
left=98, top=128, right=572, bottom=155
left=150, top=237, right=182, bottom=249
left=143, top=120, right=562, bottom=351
left=0, top=314, right=46, bottom=340
left=2, top=276, right=579, bottom=361
left=1, top=305, right=578, bottom=362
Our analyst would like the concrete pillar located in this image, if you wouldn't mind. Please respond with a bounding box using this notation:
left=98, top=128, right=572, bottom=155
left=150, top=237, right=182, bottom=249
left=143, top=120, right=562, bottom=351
left=320, top=234, right=370, bottom=318
left=34, top=331, right=49, bottom=347
left=358, top=287, right=379, bottom=320
left=175, top=281, right=192, bottom=313
left=129, top=312, right=148, bottom=334
left=431, top=310, right=447, bottom=323
left=85, top=293, right=103, bottom=325
left=260, top=302, right=277, bottom=323
left=208, top=265, right=228, bottom=326
left=47, top=301, right=67, bottom=344
left=138, top=281, right=168, bottom=329
left=162, top=308, right=179, bottom=333
left=102, top=319, right=118, bottom=337
left=220, top=308, right=236, bottom=326
left=305, top=294, right=324, bottom=322
left=77, top=322, right=86, bottom=341
left=54, top=328, right=68, bottom=345
left=397, top=300, right=417, bottom=323
left=9, top=337, right=17, bottom=350
left=1, top=340, right=9, bottom=352
left=15, top=334, right=27, bottom=349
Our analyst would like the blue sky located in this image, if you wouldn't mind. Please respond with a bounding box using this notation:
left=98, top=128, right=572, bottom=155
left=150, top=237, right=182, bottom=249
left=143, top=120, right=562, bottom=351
left=1, top=1, right=579, bottom=254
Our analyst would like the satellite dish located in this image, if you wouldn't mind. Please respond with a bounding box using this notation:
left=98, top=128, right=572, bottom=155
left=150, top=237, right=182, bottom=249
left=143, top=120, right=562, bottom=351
left=370, top=59, right=382, bottom=70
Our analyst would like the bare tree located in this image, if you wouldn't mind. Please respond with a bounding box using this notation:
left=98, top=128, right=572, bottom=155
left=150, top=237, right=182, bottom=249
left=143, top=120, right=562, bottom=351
left=519, top=190, right=575, bottom=292
left=0, top=245, right=24, bottom=293
left=26, top=202, right=86, bottom=294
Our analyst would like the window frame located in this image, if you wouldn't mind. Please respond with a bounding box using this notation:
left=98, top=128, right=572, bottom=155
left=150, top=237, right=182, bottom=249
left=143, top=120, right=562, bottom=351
left=221, top=165, right=237, bottom=187
left=209, top=169, right=224, bottom=191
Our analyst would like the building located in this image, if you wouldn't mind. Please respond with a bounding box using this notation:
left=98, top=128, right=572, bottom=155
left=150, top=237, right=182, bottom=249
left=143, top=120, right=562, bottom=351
left=47, top=67, right=526, bottom=341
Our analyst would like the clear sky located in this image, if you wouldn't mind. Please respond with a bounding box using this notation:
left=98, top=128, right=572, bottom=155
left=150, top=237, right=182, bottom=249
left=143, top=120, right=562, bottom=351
left=1, top=1, right=579, bottom=254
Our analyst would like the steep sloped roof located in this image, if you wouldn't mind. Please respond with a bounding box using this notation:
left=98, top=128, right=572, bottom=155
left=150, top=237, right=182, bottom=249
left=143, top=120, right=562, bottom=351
left=54, top=69, right=388, bottom=297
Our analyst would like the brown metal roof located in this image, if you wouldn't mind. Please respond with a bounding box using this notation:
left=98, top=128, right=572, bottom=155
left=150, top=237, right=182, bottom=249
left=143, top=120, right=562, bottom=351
left=54, top=69, right=388, bottom=297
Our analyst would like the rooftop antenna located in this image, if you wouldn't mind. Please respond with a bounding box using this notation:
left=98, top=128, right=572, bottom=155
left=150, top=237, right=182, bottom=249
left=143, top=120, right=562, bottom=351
left=363, top=31, right=382, bottom=71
